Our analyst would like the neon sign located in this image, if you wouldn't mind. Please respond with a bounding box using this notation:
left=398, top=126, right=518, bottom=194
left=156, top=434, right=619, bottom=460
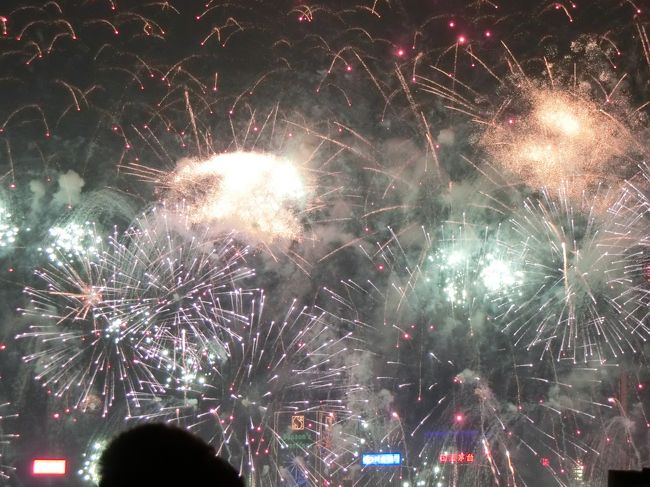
left=439, top=453, right=474, bottom=464
left=361, top=453, right=402, bottom=466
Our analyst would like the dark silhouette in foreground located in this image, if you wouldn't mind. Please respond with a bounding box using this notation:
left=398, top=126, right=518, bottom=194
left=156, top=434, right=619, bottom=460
left=98, top=423, right=244, bottom=487
left=608, top=468, right=650, bottom=486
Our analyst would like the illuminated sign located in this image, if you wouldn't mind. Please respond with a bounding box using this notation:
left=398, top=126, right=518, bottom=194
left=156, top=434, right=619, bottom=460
left=281, top=431, right=312, bottom=449
left=573, top=464, right=584, bottom=481
left=361, top=453, right=402, bottom=466
left=32, top=459, right=67, bottom=476
left=291, top=415, right=305, bottom=431
left=439, top=453, right=474, bottom=464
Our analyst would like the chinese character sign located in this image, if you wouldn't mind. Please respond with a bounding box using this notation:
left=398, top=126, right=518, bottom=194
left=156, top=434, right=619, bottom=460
left=439, top=453, right=475, bottom=464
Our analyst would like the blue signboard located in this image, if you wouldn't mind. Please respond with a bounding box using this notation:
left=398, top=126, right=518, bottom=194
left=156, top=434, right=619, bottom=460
left=361, top=452, right=402, bottom=466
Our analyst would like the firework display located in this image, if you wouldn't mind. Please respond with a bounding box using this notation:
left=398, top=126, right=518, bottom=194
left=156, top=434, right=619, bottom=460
left=19, top=210, right=254, bottom=416
left=132, top=294, right=354, bottom=486
left=0, top=1, right=648, bottom=487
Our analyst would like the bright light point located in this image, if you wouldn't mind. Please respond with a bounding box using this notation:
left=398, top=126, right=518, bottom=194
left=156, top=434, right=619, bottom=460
left=455, top=414, right=463, bottom=422
left=457, top=36, right=466, bottom=44
left=397, top=48, right=405, bottom=57
left=485, top=30, right=491, bottom=37
left=448, top=21, right=455, bottom=27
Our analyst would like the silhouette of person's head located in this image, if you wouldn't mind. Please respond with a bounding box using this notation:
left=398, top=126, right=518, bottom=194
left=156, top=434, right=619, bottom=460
left=98, top=423, right=244, bottom=487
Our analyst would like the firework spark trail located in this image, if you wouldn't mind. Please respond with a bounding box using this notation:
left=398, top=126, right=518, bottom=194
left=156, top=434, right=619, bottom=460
left=112, top=207, right=254, bottom=351
left=493, top=184, right=649, bottom=363
left=124, top=289, right=357, bottom=486
left=17, top=244, right=150, bottom=413
left=18, top=232, right=164, bottom=416
left=18, top=208, right=256, bottom=416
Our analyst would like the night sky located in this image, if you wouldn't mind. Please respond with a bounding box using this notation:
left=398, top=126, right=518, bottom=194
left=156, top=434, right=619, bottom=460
left=0, top=1, right=649, bottom=486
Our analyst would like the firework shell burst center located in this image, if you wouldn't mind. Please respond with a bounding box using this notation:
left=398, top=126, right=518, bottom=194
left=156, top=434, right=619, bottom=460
left=165, top=152, right=309, bottom=245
